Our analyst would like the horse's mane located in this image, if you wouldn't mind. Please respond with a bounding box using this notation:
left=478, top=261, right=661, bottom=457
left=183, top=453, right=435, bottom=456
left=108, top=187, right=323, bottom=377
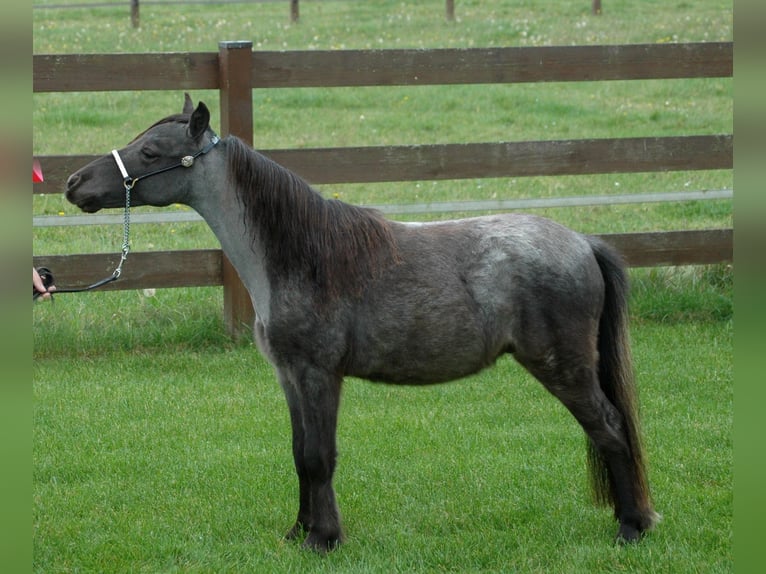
left=226, top=136, right=399, bottom=297
left=129, top=113, right=189, bottom=143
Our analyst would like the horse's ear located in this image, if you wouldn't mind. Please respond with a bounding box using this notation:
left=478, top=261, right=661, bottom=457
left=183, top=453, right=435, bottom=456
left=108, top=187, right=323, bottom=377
left=188, top=102, right=210, bottom=141
left=182, top=93, right=194, bottom=115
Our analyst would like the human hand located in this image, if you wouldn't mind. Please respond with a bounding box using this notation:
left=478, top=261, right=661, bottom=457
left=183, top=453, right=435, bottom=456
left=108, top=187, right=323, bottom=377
left=33, top=267, right=56, bottom=301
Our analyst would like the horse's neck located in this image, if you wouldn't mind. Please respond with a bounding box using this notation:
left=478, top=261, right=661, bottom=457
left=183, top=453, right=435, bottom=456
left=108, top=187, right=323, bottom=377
left=190, top=167, right=272, bottom=324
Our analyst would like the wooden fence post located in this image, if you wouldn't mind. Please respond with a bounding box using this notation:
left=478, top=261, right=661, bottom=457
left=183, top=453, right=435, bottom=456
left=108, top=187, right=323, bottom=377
left=291, top=0, right=299, bottom=23
left=131, top=0, right=139, bottom=27
left=446, top=0, right=455, bottom=21
left=592, top=0, right=602, bottom=15
left=218, top=41, right=255, bottom=340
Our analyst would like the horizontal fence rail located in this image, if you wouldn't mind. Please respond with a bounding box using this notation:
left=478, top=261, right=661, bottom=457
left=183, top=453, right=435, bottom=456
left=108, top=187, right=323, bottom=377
left=32, top=229, right=733, bottom=292
left=34, top=42, right=732, bottom=92
left=33, top=41, right=734, bottom=337
left=34, top=250, right=225, bottom=291
left=33, top=135, right=733, bottom=195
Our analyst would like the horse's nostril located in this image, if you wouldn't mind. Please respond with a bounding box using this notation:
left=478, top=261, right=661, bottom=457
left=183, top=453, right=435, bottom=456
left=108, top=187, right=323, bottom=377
left=66, top=173, right=80, bottom=190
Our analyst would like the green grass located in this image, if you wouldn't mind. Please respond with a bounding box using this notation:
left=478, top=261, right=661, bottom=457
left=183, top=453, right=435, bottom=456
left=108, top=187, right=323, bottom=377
left=33, top=1, right=732, bottom=572
left=33, top=285, right=732, bottom=572
left=33, top=0, right=732, bottom=52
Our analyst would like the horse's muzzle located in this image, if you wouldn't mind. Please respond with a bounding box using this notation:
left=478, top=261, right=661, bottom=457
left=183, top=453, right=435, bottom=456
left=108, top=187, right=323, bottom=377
left=65, top=172, right=101, bottom=213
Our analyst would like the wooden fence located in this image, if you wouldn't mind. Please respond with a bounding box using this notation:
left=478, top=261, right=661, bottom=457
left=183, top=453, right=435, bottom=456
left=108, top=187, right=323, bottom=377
left=33, top=41, right=734, bottom=338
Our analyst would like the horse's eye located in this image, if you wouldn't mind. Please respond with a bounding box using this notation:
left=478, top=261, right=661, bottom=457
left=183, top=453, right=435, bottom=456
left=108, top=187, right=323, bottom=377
left=141, top=145, right=159, bottom=159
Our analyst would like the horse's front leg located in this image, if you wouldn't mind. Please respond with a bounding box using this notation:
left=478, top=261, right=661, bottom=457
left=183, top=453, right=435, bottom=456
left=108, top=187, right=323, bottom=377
left=279, top=373, right=312, bottom=541
left=280, top=367, right=344, bottom=552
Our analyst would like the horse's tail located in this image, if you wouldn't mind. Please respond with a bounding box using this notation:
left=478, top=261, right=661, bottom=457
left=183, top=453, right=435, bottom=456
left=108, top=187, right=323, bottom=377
left=586, top=237, right=657, bottom=526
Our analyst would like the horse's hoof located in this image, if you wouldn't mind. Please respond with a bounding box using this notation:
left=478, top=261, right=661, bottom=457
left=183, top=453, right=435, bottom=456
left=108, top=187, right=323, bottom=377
left=302, top=531, right=343, bottom=553
left=616, top=523, right=642, bottom=544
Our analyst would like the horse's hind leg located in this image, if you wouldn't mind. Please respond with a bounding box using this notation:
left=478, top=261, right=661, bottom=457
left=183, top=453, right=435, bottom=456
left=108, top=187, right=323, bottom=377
left=518, top=347, right=653, bottom=542
left=279, top=366, right=344, bottom=552
left=562, top=376, right=649, bottom=542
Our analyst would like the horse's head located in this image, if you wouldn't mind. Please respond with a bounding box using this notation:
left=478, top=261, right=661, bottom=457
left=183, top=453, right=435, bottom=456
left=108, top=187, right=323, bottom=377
left=66, top=94, right=218, bottom=213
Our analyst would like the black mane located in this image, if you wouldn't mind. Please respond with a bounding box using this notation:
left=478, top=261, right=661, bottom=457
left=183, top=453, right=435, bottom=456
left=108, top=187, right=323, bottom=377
left=129, top=113, right=189, bottom=143
left=226, top=137, right=399, bottom=296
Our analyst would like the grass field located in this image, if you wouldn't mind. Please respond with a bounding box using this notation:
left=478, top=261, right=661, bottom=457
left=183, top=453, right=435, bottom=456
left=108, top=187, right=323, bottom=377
left=33, top=1, right=733, bottom=572
left=33, top=289, right=733, bottom=573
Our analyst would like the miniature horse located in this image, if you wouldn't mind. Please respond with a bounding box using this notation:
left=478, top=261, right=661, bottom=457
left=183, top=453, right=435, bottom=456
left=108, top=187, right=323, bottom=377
left=65, top=95, right=658, bottom=551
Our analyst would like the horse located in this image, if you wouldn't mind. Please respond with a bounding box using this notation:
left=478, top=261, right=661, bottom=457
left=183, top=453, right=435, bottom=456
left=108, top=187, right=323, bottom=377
left=65, top=94, right=658, bottom=551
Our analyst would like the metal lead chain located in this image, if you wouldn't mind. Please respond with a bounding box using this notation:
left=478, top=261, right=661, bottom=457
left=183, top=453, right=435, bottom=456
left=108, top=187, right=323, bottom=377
left=114, top=187, right=131, bottom=279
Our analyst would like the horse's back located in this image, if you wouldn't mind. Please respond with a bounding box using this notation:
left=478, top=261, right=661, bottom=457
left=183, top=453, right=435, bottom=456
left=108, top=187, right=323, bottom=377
left=396, top=214, right=602, bottom=313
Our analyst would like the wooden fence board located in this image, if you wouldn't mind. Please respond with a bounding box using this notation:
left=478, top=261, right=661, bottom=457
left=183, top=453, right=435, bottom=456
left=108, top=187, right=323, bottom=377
left=34, top=135, right=733, bottom=194
left=31, top=229, right=733, bottom=295
left=32, top=249, right=223, bottom=291
left=602, top=229, right=733, bottom=267
left=33, top=52, right=220, bottom=92
left=250, top=43, right=733, bottom=88
left=263, top=135, right=733, bottom=184
left=33, top=42, right=732, bottom=93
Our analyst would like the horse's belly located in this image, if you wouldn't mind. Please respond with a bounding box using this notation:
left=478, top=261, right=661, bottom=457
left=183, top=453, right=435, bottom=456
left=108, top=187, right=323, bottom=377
left=358, top=356, right=493, bottom=385
left=347, top=307, right=499, bottom=384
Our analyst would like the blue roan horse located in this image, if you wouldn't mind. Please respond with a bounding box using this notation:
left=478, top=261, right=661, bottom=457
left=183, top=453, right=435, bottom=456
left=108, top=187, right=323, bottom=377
left=66, top=95, right=658, bottom=551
